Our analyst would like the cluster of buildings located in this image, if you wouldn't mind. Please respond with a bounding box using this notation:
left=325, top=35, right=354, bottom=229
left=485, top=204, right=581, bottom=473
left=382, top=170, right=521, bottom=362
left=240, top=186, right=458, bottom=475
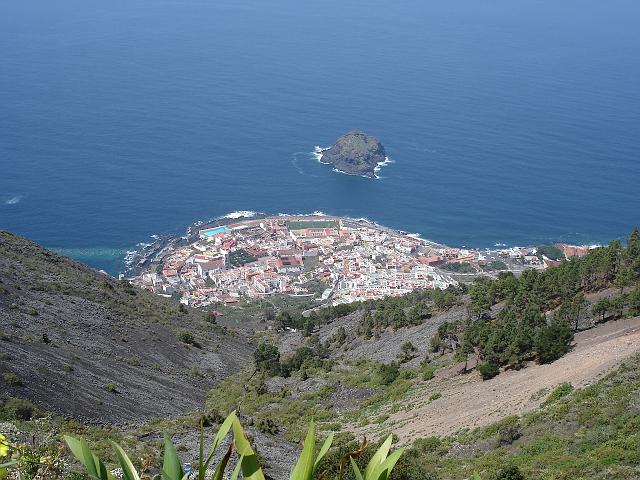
left=131, top=215, right=595, bottom=307
left=131, top=216, right=458, bottom=307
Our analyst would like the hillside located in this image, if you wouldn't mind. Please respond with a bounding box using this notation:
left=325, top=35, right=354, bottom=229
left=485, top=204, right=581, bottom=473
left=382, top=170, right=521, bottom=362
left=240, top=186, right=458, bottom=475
left=0, top=231, right=253, bottom=424
left=354, top=315, right=640, bottom=443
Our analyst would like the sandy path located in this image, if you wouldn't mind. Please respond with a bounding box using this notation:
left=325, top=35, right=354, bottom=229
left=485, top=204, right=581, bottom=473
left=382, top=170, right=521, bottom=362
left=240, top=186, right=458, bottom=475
left=355, top=316, right=640, bottom=443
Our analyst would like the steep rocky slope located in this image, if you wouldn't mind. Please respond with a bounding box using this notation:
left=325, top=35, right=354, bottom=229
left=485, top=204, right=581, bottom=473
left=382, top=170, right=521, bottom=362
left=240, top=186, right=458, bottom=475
left=0, top=231, right=253, bottom=424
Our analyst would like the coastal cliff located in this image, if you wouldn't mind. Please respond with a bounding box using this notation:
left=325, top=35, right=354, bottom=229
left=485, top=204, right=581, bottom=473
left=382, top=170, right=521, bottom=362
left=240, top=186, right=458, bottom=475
left=319, top=130, right=387, bottom=178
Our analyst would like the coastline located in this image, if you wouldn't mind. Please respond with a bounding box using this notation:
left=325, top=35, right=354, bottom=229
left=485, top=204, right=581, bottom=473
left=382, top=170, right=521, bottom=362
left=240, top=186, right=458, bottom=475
left=313, top=146, right=392, bottom=179
left=123, top=211, right=444, bottom=276
left=119, top=211, right=604, bottom=281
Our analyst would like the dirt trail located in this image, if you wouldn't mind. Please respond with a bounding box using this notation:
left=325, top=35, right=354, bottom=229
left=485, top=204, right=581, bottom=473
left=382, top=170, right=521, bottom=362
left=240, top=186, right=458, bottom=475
left=356, top=317, right=640, bottom=444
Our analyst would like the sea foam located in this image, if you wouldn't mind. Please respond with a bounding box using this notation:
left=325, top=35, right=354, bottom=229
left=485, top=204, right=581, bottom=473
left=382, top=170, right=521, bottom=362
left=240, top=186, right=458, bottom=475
left=5, top=196, right=22, bottom=205
left=221, top=211, right=257, bottom=219
left=314, top=146, right=393, bottom=179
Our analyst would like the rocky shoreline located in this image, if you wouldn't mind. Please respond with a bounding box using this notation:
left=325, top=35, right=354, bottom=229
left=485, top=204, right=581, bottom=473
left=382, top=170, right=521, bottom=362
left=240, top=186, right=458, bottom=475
left=317, top=130, right=388, bottom=178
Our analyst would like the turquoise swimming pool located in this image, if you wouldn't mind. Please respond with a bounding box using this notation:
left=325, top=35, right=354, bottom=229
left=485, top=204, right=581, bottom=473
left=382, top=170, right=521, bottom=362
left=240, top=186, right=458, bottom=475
left=200, top=226, right=230, bottom=237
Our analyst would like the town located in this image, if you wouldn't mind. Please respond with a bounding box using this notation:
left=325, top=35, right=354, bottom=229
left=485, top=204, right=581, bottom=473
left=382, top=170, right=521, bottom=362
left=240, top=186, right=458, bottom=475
left=130, top=215, right=593, bottom=308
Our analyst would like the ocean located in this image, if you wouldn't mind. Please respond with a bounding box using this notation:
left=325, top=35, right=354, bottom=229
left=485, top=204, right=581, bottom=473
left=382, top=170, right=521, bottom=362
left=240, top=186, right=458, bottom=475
left=1, top=0, right=639, bottom=274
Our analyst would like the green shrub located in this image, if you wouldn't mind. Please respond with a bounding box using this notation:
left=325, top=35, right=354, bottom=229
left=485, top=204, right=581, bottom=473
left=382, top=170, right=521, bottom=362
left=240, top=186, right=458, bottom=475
left=256, top=417, right=279, bottom=435
left=428, top=392, right=442, bottom=402
left=478, top=362, right=500, bottom=380
left=201, top=409, right=224, bottom=427
left=400, top=370, right=416, bottom=380
left=422, top=365, right=437, bottom=381
left=0, top=397, right=38, bottom=420
left=378, top=363, right=400, bottom=385
left=124, top=356, right=141, bottom=366
left=3, top=372, right=21, bottom=385
left=498, top=421, right=521, bottom=445
left=535, top=319, right=573, bottom=364
left=497, top=465, right=525, bottom=480
left=253, top=342, right=281, bottom=376
left=103, top=383, right=117, bottom=393
left=536, top=245, right=564, bottom=260
left=542, top=382, right=574, bottom=406
left=414, top=436, right=442, bottom=453
left=176, top=329, right=195, bottom=345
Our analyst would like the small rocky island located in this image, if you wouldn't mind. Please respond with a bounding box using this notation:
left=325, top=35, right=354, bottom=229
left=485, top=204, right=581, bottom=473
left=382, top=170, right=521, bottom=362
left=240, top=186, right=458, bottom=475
left=318, top=130, right=388, bottom=178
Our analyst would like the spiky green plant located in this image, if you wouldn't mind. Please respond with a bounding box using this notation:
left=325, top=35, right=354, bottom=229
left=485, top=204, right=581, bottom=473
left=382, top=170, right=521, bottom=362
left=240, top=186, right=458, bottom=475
left=64, top=411, right=263, bottom=480
left=289, top=419, right=333, bottom=480
left=346, top=435, right=404, bottom=480
left=64, top=413, right=403, bottom=480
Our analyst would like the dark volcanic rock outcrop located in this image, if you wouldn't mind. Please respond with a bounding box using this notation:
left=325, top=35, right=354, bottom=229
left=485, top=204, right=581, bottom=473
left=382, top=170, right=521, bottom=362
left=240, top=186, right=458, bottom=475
left=319, top=130, right=387, bottom=178
left=0, top=231, right=253, bottom=424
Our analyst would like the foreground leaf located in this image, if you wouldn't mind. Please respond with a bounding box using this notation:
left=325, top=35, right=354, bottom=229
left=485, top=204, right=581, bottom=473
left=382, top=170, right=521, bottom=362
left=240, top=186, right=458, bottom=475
left=314, top=432, right=334, bottom=473
left=161, top=433, right=183, bottom=480
left=210, top=443, right=234, bottom=480
left=231, top=417, right=265, bottom=480
left=111, top=442, right=141, bottom=480
left=364, top=435, right=392, bottom=480
left=64, top=436, right=115, bottom=480
left=290, top=419, right=315, bottom=480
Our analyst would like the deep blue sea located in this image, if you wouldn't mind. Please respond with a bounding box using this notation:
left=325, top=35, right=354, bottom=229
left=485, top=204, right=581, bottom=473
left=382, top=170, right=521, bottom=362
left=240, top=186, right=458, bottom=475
left=1, top=0, right=639, bottom=274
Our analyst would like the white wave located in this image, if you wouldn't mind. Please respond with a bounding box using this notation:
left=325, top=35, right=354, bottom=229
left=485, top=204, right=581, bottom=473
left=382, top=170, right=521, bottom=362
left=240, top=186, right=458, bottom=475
left=5, top=196, right=22, bottom=205
left=494, top=243, right=507, bottom=247
left=373, top=156, right=394, bottom=179
left=123, top=250, right=140, bottom=267
left=150, top=234, right=159, bottom=240
left=313, top=146, right=329, bottom=163
left=276, top=211, right=329, bottom=217
left=331, top=167, right=376, bottom=179
left=222, top=210, right=257, bottom=219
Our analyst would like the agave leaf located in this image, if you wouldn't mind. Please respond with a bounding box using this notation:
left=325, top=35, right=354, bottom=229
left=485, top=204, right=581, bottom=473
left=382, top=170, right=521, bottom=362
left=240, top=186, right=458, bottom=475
left=197, top=421, right=205, bottom=480
left=231, top=417, right=265, bottom=480
left=349, top=457, right=364, bottom=480
left=290, top=419, right=315, bottom=480
left=370, top=447, right=404, bottom=480
left=0, top=462, right=17, bottom=469
left=210, top=442, right=234, bottom=480
left=81, top=438, right=99, bottom=479
left=363, top=435, right=392, bottom=480
left=65, top=436, right=114, bottom=480
left=229, top=455, right=244, bottom=480
left=111, top=442, right=140, bottom=480
left=162, top=433, right=183, bottom=480
left=203, top=411, right=236, bottom=474
left=313, top=432, right=334, bottom=473
left=64, top=437, right=85, bottom=466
